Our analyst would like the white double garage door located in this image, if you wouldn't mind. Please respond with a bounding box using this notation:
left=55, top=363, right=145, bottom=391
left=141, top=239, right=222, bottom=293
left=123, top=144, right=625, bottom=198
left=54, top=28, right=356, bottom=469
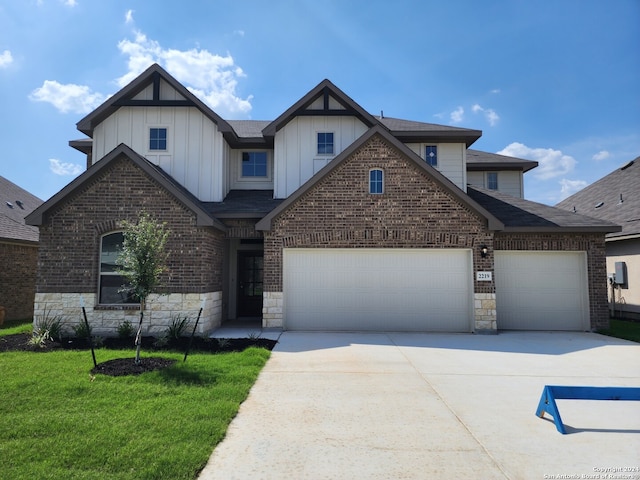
left=282, top=248, right=589, bottom=332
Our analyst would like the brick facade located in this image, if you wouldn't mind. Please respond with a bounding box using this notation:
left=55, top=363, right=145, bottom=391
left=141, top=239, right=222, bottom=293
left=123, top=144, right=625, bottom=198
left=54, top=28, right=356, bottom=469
left=0, top=241, right=38, bottom=320
left=264, top=135, right=493, bottom=292
left=34, top=154, right=225, bottom=334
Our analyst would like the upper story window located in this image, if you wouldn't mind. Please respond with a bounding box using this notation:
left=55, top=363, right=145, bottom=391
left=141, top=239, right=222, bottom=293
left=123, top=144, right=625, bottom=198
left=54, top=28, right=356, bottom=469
left=317, top=132, right=334, bottom=155
left=99, top=232, right=137, bottom=305
left=149, top=128, right=167, bottom=150
left=369, top=169, right=384, bottom=194
left=425, top=145, right=438, bottom=167
left=486, top=172, right=498, bottom=190
left=242, top=152, right=268, bottom=177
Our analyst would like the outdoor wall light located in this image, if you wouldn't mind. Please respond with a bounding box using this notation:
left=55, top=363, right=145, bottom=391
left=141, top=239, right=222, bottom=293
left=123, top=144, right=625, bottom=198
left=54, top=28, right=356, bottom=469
left=480, top=245, right=488, bottom=258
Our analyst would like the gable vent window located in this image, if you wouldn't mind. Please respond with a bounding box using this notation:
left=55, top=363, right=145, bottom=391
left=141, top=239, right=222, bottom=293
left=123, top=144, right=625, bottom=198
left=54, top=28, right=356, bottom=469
left=149, top=127, right=167, bottom=150
left=317, top=132, right=334, bottom=155
left=369, top=169, right=384, bottom=194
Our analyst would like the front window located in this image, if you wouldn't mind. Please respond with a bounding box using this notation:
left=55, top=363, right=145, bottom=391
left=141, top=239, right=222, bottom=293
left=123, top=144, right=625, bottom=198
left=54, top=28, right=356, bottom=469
left=487, top=172, right=498, bottom=190
left=242, top=152, right=268, bottom=177
left=369, top=169, right=384, bottom=194
left=425, top=146, right=437, bottom=167
left=149, top=128, right=167, bottom=150
left=317, top=132, right=334, bottom=155
left=99, top=232, right=137, bottom=304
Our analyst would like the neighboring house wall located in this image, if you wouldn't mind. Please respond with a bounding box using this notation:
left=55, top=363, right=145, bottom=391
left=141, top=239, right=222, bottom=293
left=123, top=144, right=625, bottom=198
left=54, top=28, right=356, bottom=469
left=273, top=116, right=369, bottom=198
left=0, top=241, right=38, bottom=320
left=93, top=104, right=227, bottom=202
left=263, top=134, right=494, bottom=329
left=33, top=155, right=225, bottom=335
left=606, top=239, right=640, bottom=320
left=406, top=143, right=467, bottom=191
left=467, top=170, right=523, bottom=198
left=494, top=233, right=609, bottom=329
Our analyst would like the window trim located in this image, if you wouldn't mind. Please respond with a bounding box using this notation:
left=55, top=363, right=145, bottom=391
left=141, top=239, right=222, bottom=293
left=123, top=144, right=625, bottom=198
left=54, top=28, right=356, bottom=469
left=369, top=168, right=384, bottom=195
left=149, top=127, right=168, bottom=152
left=237, top=150, right=272, bottom=183
left=98, top=232, right=138, bottom=306
left=317, top=132, right=335, bottom=156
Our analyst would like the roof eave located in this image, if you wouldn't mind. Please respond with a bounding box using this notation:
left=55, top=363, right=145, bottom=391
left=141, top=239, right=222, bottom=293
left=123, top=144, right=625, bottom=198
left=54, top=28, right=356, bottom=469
left=500, top=225, right=622, bottom=234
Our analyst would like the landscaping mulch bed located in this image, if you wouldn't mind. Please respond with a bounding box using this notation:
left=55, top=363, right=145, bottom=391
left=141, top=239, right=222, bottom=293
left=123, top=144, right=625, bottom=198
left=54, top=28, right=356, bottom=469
left=1, top=333, right=277, bottom=376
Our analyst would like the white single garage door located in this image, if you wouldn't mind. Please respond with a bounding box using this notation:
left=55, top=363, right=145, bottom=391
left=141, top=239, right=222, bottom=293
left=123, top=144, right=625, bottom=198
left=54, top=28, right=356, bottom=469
left=495, top=251, right=589, bottom=330
left=283, top=248, right=473, bottom=332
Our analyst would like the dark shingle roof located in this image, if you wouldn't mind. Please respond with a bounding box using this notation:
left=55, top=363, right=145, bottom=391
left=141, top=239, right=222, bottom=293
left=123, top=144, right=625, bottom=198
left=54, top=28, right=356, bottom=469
left=0, top=176, right=42, bottom=243
left=466, top=149, right=538, bottom=172
left=203, top=190, right=284, bottom=218
left=468, top=185, right=620, bottom=233
left=556, top=157, right=640, bottom=239
left=227, top=120, right=271, bottom=138
left=376, top=116, right=482, bottom=147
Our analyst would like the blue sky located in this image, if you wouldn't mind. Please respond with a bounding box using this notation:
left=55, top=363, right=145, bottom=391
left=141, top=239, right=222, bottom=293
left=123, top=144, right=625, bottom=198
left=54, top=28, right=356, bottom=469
left=1, top=0, right=638, bottom=205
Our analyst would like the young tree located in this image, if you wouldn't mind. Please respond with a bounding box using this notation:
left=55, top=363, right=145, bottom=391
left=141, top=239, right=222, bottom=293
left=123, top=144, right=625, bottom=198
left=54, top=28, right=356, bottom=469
left=116, top=212, right=170, bottom=364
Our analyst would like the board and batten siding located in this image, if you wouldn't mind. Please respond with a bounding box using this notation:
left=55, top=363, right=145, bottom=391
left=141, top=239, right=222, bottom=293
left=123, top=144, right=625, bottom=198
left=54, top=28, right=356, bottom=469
left=273, top=116, right=369, bottom=198
left=405, top=143, right=467, bottom=191
left=92, top=81, right=227, bottom=202
left=467, top=171, right=523, bottom=198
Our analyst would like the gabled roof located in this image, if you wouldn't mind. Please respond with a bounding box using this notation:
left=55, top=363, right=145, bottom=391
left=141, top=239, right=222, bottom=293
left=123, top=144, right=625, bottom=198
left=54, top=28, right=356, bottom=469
left=466, top=149, right=538, bottom=172
left=0, top=176, right=42, bottom=244
left=468, top=185, right=621, bottom=233
left=256, top=125, right=504, bottom=232
left=556, top=157, right=640, bottom=240
left=76, top=63, right=235, bottom=141
left=376, top=116, right=482, bottom=147
left=26, top=144, right=226, bottom=232
left=262, top=79, right=379, bottom=137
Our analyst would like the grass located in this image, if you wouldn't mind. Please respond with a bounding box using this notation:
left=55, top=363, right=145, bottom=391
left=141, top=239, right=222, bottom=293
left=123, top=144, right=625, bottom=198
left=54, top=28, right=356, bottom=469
left=0, top=323, right=271, bottom=480
left=1, top=317, right=33, bottom=335
left=598, top=318, right=640, bottom=343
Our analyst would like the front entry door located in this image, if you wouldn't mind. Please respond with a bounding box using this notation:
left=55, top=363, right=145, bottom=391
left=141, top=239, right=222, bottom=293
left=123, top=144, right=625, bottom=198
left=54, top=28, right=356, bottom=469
left=237, top=251, right=264, bottom=317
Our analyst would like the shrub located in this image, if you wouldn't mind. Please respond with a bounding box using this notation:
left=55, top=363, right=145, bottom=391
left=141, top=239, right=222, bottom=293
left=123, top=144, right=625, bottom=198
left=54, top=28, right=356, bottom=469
left=117, top=320, right=134, bottom=338
left=167, top=315, right=191, bottom=340
left=28, top=328, right=52, bottom=348
left=72, top=322, right=92, bottom=339
left=34, top=309, right=65, bottom=341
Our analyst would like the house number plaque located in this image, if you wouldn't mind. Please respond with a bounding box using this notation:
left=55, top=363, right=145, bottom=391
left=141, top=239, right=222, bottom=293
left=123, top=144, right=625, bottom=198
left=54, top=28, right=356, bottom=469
left=476, top=271, right=492, bottom=282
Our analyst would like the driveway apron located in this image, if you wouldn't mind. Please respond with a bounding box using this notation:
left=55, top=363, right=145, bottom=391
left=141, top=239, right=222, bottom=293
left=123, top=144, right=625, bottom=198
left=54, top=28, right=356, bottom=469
left=198, top=331, right=640, bottom=480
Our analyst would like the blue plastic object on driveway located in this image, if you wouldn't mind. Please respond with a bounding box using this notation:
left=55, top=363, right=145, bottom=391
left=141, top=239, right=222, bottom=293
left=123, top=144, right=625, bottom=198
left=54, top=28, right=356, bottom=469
left=536, top=385, right=640, bottom=434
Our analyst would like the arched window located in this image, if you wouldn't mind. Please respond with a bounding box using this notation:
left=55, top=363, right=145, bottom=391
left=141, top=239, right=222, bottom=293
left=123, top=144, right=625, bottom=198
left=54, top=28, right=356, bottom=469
left=369, top=169, right=384, bottom=194
left=99, top=232, right=137, bottom=304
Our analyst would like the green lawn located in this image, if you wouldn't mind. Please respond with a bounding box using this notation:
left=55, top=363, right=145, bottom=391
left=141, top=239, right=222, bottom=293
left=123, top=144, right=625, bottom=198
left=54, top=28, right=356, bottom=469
left=598, top=318, right=640, bottom=343
left=0, top=323, right=270, bottom=480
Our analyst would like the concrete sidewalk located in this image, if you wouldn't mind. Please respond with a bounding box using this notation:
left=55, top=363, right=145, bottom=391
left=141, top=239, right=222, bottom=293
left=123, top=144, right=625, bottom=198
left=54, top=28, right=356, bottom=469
left=198, top=331, right=640, bottom=480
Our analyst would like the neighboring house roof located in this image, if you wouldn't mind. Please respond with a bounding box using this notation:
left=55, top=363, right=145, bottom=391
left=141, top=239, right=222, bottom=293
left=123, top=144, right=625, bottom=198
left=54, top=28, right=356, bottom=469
left=25, top=144, right=227, bottom=232
left=556, top=157, right=640, bottom=240
left=256, top=125, right=504, bottom=232
left=0, top=176, right=42, bottom=244
left=466, top=149, right=538, bottom=173
left=468, top=185, right=621, bottom=233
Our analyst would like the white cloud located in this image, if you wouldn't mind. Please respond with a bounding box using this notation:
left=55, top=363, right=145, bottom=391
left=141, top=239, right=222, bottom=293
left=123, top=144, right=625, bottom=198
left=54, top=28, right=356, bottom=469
left=49, top=159, right=84, bottom=176
left=592, top=150, right=610, bottom=161
left=233, top=30, right=245, bottom=37
left=62, top=0, right=77, bottom=6
left=29, top=80, right=106, bottom=114
left=498, top=142, right=577, bottom=180
left=472, top=103, right=500, bottom=126
left=116, top=31, right=252, bottom=117
left=450, top=106, right=464, bottom=124
left=490, top=89, right=501, bottom=94
left=125, top=9, right=134, bottom=24
left=0, top=50, right=13, bottom=68
left=559, top=179, right=588, bottom=200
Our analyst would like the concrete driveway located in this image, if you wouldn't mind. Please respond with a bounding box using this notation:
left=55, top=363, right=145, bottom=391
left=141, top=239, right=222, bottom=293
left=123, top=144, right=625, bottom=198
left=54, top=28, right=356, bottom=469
left=199, top=331, right=640, bottom=480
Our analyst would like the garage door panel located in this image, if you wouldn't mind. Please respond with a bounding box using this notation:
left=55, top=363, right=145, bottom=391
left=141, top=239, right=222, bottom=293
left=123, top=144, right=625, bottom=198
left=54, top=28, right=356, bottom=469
left=283, top=248, right=472, bottom=332
left=495, top=251, right=589, bottom=331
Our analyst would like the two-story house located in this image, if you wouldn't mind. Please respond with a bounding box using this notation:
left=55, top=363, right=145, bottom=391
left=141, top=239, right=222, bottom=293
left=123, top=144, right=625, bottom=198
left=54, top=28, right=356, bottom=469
left=27, top=64, right=619, bottom=335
